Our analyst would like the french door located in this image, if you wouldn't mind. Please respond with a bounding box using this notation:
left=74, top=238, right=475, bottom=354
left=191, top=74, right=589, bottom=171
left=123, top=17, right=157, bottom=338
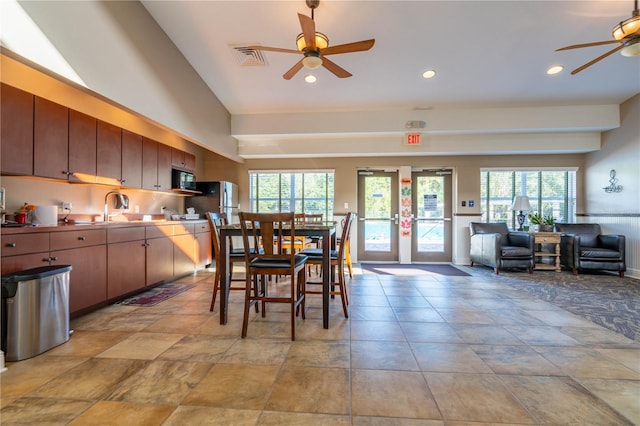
left=411, top=170, right=452, bottom=262
left=357, top=170, right=399, bottom=262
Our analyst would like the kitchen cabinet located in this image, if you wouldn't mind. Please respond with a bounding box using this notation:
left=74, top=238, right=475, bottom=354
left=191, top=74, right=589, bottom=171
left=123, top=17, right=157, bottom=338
left=68, top=109, right=97, bottom=180
left=158, top=143, right=172, bottom=191
left=142, top=137, right=172, bottom=191
left=0, top=232, right=50, bottom=274
left=50, top=229, right=107, bottom=314
left=194, top=221, right=212, bottom=269
left=173, top=222, right=196, bottom=278
left=121, top=129, right=143, bottom=188
left=1, top=84, right=34, bottom=175
left=96, top=120, right=122, bottom=185
left=145, top=224, right=174, bottom=285
left=34, top=96, right=69, bottom=180
left=107, top=226, right=146, bottom=299
left=171, top=148, right=196, bottom=172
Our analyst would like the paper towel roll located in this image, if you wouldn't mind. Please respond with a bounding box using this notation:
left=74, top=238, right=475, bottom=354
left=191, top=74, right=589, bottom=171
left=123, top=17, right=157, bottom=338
left=32, top=205, right=58, bottom=226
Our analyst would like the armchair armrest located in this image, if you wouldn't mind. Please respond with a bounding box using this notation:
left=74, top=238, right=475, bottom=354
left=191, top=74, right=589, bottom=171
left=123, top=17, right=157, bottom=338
left=470, top=232, right=501, bottom=266
left=599, top=234, right=625, bottom=252
left=559, top=234, right=579, bottom=269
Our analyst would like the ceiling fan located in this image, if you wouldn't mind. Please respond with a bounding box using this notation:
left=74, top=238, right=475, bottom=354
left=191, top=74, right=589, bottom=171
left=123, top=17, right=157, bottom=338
left=248, top=0, right=375, bottom=80
left=556, top=0, right=640, bottom=74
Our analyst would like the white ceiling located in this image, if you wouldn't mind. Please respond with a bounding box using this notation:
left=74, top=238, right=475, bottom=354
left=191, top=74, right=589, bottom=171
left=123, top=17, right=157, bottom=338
left=141, top=0, right=640, bottom=116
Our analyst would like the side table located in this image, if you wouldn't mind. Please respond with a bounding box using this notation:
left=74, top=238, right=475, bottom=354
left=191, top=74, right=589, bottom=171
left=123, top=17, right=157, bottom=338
left=532, top=231, right=561, bottom=272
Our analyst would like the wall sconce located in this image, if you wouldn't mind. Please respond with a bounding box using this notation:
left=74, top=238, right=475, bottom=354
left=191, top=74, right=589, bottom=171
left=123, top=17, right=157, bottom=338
left=603, top=169, right=623, bottom=193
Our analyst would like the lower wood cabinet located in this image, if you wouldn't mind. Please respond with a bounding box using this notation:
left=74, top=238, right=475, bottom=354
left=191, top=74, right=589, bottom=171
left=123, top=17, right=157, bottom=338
left=107, top=227, right=146, bottom=299
left=146, top=224, right=174, bottom=285
left=53, top=245, right=107, bottom=314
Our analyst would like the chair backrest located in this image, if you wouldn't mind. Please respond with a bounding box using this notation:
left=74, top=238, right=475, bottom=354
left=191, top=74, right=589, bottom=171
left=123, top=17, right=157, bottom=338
left=239, top=211, right=297, bottom=264
left=206, top=212, right=226, bottom=262
left=554, top=223, right=601, bottom=235
left=294, top=213, right=306, bottom=224
left=337, top=212, right=354, bottom=260
left=469, top=222, right=509, bottom=245
left=305, top=213, right=323, bottom=223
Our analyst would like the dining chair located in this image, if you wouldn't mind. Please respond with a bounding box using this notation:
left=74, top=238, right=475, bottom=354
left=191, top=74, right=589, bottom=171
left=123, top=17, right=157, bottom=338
left=206, top=212, right=246, bottom=312
left=300, top=211, right=354, bottom=318
left=238, top=211, right=308, bottom=340
left=279, top=212, right=313, bottom=253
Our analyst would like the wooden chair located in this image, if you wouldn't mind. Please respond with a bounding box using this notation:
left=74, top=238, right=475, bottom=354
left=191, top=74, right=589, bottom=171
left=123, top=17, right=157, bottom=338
left=279, top=212, right=312, bottom=253
left=238, top=211, right=308, bottom=340
left=206, top=212, right=246, bottom=312
left=300, top=212, right=354, bottom=318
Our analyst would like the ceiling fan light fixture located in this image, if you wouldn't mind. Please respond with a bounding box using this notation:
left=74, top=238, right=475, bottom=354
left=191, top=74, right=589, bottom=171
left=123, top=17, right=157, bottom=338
left=621, top=39, right=640, bottom=56
left=302, top=55, right=323, bottom=69
left=612, top=13, right=640, bottom=41
left=547, top=65, right=563, bottom=75
left=304, top=74, right=317, bottom=83
left=296, top=32, right=329, bottom=51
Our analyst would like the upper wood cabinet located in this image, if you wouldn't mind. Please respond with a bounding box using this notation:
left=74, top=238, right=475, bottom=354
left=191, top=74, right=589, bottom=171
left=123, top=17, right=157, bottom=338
left=171, top=148, right=196, bottom=172
left=121, top=129, right=143, bottom=188
left=157, top=143, right=172, bottom=191
left=34, top=96, right=69, bottom=180
left=142, top=137, right=159, bottom=190
left=1, top=84, right=34, bottom=175
left=68, top=109, right=97, bottom=180
left=96, top=120, right=122, bottom=185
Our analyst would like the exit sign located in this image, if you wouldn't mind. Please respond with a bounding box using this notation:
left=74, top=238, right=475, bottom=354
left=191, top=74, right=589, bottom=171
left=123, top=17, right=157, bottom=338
left=405, top=133, right=421, bottom=145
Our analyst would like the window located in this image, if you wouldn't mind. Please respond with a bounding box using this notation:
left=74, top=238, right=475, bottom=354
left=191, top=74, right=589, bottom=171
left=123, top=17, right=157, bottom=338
left=480, top=169, right=576, bottom=228
left=249, top=171, right=335, bottom=218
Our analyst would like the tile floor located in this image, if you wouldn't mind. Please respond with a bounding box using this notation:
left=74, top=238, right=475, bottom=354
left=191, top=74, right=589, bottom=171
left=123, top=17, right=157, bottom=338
left=1, top=265, right=639, bottom=425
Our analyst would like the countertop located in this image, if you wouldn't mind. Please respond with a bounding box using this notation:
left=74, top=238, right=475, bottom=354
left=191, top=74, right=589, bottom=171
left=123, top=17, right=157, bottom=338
left=0, top=219, right=208, bottom=235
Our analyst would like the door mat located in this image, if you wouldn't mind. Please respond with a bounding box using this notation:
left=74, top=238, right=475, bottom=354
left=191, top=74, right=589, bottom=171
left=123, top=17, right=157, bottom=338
left=360, top=263, right=470, bottom=277
left=117, top=283, right=196, bottom=306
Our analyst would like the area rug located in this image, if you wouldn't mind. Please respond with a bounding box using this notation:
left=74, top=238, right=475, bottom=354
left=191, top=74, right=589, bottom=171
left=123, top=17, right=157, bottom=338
left=117, top=283, right=195, bottom=306
left=360, top=263, right=470, bottom=277
left=477, top=268, right=640, bottom=341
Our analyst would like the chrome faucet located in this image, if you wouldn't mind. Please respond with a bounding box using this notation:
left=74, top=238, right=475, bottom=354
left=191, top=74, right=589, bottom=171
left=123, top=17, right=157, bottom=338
left=104, top=191, right=129, bottom=222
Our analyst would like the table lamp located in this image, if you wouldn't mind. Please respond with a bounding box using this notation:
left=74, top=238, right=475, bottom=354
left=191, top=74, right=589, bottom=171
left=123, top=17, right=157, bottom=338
left=510, top=196, right=531, bottom=231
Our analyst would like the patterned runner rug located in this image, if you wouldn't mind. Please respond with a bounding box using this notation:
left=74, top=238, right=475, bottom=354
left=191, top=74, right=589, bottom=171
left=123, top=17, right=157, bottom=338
left=117, top=283, right=195, bottom=306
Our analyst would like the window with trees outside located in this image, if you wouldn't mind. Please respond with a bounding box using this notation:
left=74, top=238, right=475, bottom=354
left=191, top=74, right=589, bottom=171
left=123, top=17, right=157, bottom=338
left=480, top=169, right=576, bottom=229
left=249, top=171, right=335, bottom=218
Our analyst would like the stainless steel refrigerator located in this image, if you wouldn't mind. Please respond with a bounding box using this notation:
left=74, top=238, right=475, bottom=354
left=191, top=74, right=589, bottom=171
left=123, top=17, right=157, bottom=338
left=185, top=181, right=239, bottom=224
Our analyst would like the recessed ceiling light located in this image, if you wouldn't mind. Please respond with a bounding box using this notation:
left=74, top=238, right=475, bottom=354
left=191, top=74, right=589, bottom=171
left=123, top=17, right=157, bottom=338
left=547, top=65, right=563, bottom=75
left=422, top=70, right=436, bottom=79
left=304, top=74, right=317, bottom=83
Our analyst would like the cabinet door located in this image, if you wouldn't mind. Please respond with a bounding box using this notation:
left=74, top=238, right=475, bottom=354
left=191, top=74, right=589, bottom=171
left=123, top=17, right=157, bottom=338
left=146, top=236, right=174, bottom=285
left=173, top=233, right=195, bottom=278
left=121, top=129, right=143, bottom=188
left=96, top=120, right=122, bottom=184
left=0, top=253, right=49, bottom=275
left=68, top=109, right=97, bottom=180
left=183, top=152, right=196, bottom=172
left=107, top=239, right=146, bottom=299
left=142, top=137, right=159, bottom=190
left=53, top=245, right=107, bottom=314
left=195, top=231, right=212, bottom=269
left=157, top=143, right=172, bottom=191
left=34, top=96, right=69, bottom=180
left=1, top=84, right=34, bottom=175
left=171, top=148, right=185, bottom=169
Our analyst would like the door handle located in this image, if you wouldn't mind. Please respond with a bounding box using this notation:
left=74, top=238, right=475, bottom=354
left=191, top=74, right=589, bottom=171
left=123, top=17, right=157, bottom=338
left=394, top=213, right=399, bottom=225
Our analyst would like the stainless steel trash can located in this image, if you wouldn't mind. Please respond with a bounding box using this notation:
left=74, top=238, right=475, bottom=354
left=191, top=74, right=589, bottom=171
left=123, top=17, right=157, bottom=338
left=1, top=265, right=72, bottom=362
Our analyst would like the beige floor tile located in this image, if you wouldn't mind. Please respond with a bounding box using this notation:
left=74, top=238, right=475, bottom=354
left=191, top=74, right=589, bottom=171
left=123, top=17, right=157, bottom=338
left=350, top=320, right=406, bottom=341
left=393, top=307, right=445, bottom=322
left=68, top=400, right=175, bottom=425
left=96, top=332, right=184, bottom=360
left=266, top=365, right=350, bottom=414
left=595, top=347, right=640, bottom=373
left=141, top=313, right=211, bottom=333
left=559, top=325, right=640, bottom=346
left=294, top=318, right=351, bottom=340
left=351, top=340, right=419, bottom=370
left=471, top=345, right=564, bottom=376
left=352, top=417, right=443, bottom=425
left=351, top=369, right=441, bottom=419
left=577, top=378, right=640, bottom=425
left=183, top=363, right=279, bottom=409
left=164, top=406, right=260, bottom=425
left=157, top=335, right=237, bottom=363
left=411, top=343, right=493, bottom=373
left=503, top=325, right=581, bottom=346
left=45, top=330, right=132, bottom=357
left=501, top=375, right=634, bottom=425
left=1, top=397, right=94, bottom=424
left=30, top=358, right=147, bottom=400
left=425, top=373, right=535, bottom=424
left=535, top=346, right=640, bottom=379
left=285, top=340, right=350, bottom=368
left=435, top=308, right=496, bottom=325
left=349, top=295, right=391, bottom=307
left=259, top=411, right=352, bottom=425
left=219, top=338, right=291, bottom=365
left=399, top=322, right=462, bottom=343
left=451, top=324, right=524, bottom=345
left=349, top=306, right=397, bottom=321
left=105, top=360, right=212, bottom=405
left=525, top=308, right=603, bottom=327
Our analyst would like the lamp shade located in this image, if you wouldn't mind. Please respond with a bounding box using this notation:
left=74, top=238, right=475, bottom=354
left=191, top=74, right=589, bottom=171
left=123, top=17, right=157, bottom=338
left=510, top=195, right=531, bottom=211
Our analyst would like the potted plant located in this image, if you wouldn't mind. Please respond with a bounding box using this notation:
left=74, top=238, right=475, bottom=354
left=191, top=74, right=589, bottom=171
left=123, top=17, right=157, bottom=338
left=528, top=212, right=555, bottom=232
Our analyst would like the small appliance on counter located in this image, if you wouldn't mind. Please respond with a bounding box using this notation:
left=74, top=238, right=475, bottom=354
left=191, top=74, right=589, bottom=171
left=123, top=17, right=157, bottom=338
left=32, top=205, right=58, bottom=226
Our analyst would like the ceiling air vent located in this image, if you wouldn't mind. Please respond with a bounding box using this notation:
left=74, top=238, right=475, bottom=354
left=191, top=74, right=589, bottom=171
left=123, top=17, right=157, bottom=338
left=230, top=45, right=268, bottom=66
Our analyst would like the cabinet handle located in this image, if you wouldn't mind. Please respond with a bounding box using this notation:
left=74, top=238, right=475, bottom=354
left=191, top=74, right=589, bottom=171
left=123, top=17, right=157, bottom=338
left=51, top=256, right=58, bottom=261
left=121, top=179, right=126, bottom=184
left=7, top=242, right=16, bottom=247
left=78, top=236, right=86, bottom=241
left=65, top=171, right=74, bottom=176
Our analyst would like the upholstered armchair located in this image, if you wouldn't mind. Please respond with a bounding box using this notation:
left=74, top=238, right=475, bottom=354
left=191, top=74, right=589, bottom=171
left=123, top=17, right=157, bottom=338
left=469, top=222, right=535, bottom=274
left=554, top=223, right=626, bottom=277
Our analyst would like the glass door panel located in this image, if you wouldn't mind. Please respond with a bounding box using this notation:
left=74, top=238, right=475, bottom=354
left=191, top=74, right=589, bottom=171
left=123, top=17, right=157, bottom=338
left=412, top=171, right=452, bottom=262
left=357, top=170, right=398, bottom=262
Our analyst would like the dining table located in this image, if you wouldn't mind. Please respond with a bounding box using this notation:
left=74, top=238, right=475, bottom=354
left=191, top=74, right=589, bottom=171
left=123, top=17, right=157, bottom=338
left=217, top=220, right=337, bottom=329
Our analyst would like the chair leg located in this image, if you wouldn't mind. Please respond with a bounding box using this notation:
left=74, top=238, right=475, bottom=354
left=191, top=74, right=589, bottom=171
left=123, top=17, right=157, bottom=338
left=209, top=269, right=220, bottom=312
left=337, top=266, right=348, bottom=318
left=619, top=271, right=625, bottom=278
left=241, top=274, right=253, bottom=338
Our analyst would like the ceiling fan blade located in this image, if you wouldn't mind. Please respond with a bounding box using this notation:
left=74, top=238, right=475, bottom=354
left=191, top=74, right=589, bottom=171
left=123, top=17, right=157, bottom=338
left=321, top=56, right=352, bottom=78
left=247, top=45, right=299, bottom=54
left=298, top=13, right=316, bottom=50
left=283, top=59, right=304, bottom=80
left=322, top=39, right=376, bottom=55
left=571, top=44, right=624, bottom=74
left=556, top=39, right=620, bottom=51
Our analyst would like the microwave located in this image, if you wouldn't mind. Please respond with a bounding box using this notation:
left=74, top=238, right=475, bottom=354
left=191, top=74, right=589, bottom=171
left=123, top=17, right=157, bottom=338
left=172, top=169, right=197, bottom=191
